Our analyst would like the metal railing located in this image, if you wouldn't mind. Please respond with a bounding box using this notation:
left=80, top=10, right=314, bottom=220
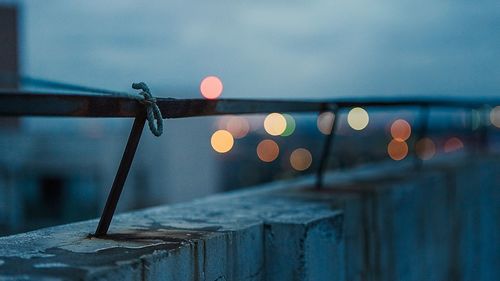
left=0, top=89, right=498, bottom=236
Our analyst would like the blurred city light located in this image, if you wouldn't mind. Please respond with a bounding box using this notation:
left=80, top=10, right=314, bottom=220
left=444, top=137, right=464, bottom=153
left=317, top=112, right=335, bottom=135
left=281, top=114, right=296, bottom=137
left=390, top=119, right=411, bottom=141
left=200, top=76, right=223, bottom=99
left=490, top=106, right=500, bottom=128
left=257, top=139, right=279, bottom=162
left=347, top=107, right=369, bottom=130
left=226, top=116, right=250, bottom=139
left=211, top=129, right=234, bottom=153
left=290, top=148, right=312, bottom=171
left=264, top=113, right=287, bottom=136
left=387, top=139, right=408, bottom=161
left=415, top=137, right=436, bottom=160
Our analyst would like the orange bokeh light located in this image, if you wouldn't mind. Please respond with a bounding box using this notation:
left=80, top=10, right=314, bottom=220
left=200, top=76, right=223, bottom=99
left=257, top=139, right=279, bottom=162
left=387, top=139, right=408, bottom=161
left=290, top=148, right=313, bottom=171
left=415, top=137, right=436, bottom=160
left=444, top=137, right=464, bottom=153
left=390, top=119, right=411, bottom=141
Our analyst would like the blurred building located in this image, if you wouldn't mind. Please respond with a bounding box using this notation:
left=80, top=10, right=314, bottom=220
left=0, top=5, right=219, bottom=235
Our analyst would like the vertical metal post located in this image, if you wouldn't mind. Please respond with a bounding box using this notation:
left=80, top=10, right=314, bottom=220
left=315, top=104, right=338, bottom=189
left=95, top=113, right=146, bottom=236
left=414, top=105, right=429, bottom=170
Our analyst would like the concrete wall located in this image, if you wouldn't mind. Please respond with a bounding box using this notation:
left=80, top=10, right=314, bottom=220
left=0, top=156, right=498, bottom=280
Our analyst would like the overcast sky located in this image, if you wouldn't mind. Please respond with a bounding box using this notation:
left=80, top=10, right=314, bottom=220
left=10, top=0, right=500, bottom=99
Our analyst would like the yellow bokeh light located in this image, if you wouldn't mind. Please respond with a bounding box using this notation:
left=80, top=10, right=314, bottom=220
left=390, top=119, right=412, bottom=141
left=347, top=107, right=369, bottom=130
left=444, top=137, right=464, bottom=153
left=317, top=112, right=335, bottom=135
left=264, top=113, right=287, bottom=136
left=490, top=106, right=500, bottom=128
left=257, top=139, right=279, bottom=162
left=211, top=130, right=234, bottom=153
left=415, top=137, right=436, bottom=160
left=290, top=148, right=312, bottom=171
left=387, top=139, right=408, bottom=161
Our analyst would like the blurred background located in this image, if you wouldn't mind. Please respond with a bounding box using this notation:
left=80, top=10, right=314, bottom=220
left=0, top=0, right=498, bottom=236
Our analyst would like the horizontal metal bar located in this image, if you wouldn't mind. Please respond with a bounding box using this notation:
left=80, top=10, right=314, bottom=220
left=0, top=91, right=498, bottom=118
left=159, top=98, right=325, bottom=118
left=0, top=92, right=140, bottom=117
left=0, top=92, right=325, bottom=118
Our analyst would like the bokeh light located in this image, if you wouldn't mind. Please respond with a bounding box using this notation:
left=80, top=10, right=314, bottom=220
left=290, top=148, right=312, bottom=171
left=216, top=116, right=230, bottom=130
left=264, top=113, right=287, bottom=136
left=200, top=76, right=223, bottom=99
left=490, top=106, right=500, bottom=128
left=347, top=107, right=369, bottom=130
left=415, top=137, right=436, bottom=160
left=390, top=119, right=411, bottom=141
left=444, top=137, right=464, bottom=153
left=387, top=139, right=408, bottom=161
left=226, top=116, right=250, bottom=139
left=317, top=112, right=335, bottom=135
left=257, top=139, right=280, bottom=162
left=281, top=114, right=296, bottom=136
left=211, top=130, right=234, bottom=153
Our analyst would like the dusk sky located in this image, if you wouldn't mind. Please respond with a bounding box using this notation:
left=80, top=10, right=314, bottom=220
left=8, top=0, right=500, bottom=99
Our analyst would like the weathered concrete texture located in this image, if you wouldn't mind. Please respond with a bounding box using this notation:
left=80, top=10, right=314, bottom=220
left=332, top=157, right=500, bottom=281
left=264, top=214, right=344, bottom=281
left=0, top=156, right=498, bottom=281
left=0, top=174, right=343, bottom=281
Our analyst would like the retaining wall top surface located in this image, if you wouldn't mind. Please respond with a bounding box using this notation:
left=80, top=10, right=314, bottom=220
left=0, top=172, right=345, bottom=280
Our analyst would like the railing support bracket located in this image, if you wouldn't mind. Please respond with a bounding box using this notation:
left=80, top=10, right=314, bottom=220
left=94, top=113, right=146, bottom=237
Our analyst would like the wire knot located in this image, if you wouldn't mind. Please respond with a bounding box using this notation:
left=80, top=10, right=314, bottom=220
left=132, top=82, right=163, bottom=137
